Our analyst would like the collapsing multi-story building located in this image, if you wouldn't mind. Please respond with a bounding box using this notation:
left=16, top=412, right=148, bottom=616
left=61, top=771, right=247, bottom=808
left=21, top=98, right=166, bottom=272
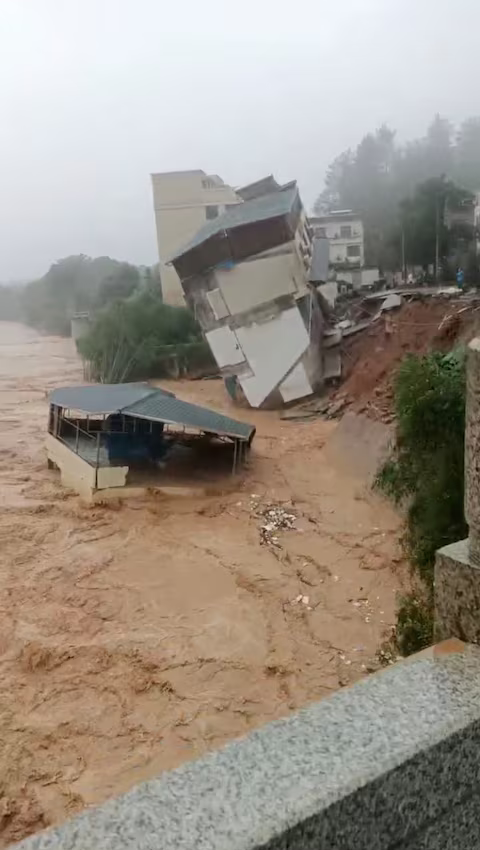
left=168, top=178, right=328, bottom=408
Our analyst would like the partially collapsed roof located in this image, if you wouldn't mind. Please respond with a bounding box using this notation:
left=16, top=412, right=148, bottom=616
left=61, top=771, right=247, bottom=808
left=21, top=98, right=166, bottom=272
left=169, top=186, right=299, bottom=263
left=50, top=384, right=255, bottom=442
left=169, top=186, right=302, bottom=279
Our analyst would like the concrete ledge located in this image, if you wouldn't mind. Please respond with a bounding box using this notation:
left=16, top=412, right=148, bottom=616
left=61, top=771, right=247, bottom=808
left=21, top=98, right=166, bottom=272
left=15, top=641, right=480, bottom=850
left=435, top=538, right=480, bottom=643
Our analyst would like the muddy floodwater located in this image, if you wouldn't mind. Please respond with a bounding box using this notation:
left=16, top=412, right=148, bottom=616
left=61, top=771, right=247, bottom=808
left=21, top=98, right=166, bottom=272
left=0, top=322, right=403, bottom=846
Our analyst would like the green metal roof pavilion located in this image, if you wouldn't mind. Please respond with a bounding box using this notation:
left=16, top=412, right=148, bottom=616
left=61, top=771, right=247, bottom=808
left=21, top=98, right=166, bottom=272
left=49, top=383, right=255, bottom=442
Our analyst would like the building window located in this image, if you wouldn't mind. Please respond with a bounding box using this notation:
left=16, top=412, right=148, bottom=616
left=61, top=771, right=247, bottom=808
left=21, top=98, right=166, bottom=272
left=347, top=244, right=361, bottom=258
left=202, top=178, right=216, bottom=189
left=340, top=225, right=352, bottom=238
left=315, top=227, right=326, bottom=237
left=206, top=205, right=219, bottom=220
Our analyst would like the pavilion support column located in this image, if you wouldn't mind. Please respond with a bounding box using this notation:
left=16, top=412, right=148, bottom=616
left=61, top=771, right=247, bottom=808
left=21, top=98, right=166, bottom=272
left=435, top=338, right=480, bottom=643
left=232, top=439, right=238, bottom=475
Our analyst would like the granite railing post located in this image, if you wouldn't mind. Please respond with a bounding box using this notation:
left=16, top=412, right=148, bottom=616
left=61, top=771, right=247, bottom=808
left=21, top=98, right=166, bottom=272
left=435, top=337, right=480, bottom=643
left=465, top=338, right=480, bottom=564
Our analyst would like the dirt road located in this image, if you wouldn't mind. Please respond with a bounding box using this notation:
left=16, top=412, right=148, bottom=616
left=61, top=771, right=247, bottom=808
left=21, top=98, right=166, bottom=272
left=0, top=322, right=403, bottom=846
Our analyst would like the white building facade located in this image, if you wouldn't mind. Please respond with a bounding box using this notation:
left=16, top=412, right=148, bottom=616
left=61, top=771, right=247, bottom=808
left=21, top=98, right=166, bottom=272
left=309, top=211, right=365, bottom=267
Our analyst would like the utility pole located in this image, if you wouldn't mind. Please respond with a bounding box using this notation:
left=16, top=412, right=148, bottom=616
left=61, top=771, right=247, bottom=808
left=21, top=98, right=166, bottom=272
left=401, top=226, right=406, bottom=284
left=435, top=194, right=440, bottom=284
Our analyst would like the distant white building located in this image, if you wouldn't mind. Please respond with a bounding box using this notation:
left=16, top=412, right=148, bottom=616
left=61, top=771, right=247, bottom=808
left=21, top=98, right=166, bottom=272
left=309, top=210, right=365, bottom=267
left=444, top=192, right=480, bottom=258
left=151, top=170, right=241, bottom=306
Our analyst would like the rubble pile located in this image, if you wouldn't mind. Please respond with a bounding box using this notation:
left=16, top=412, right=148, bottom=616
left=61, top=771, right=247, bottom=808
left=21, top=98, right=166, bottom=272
left=255, top=503, right=297, bottom=547
left=331, top=297, right=480, bottom=423
left=281, top=294, right=480, bottom=425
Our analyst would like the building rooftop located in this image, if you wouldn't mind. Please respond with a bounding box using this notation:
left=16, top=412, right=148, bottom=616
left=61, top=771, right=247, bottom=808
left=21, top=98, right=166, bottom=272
left=50, top=383, right=158, bottom=414
left=310, top=209, right=359, bottom=221
left=126, top=392, right=255, bottom=441
left=168, top=185, right=299, bottom=264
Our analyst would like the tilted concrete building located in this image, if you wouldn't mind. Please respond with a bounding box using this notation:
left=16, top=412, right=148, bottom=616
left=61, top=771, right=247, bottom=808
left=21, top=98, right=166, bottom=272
left=169, top=181, right=326, bottom=408
left=151, top=170, right=241, bottom=306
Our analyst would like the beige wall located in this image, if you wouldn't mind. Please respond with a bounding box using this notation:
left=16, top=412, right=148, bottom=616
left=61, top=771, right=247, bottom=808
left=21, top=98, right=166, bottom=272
left=46, top=434, right=96, bottom=499
left=96, top=465, right=128, bottom=490
left=160, top=265, right=187, bottom=308
left=214, top=244, right=308, bottom=316
left=151, top=170, right=238, bottom=207
left=46, top=435, right=128, bottom=499
left=151, top=170, right=240, bottom=306
left=156, top=205, right=209, bottom=307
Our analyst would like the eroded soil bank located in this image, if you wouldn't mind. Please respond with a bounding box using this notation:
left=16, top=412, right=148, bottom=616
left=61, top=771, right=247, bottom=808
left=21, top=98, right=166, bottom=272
left=0, top=322, right=403, bottom=846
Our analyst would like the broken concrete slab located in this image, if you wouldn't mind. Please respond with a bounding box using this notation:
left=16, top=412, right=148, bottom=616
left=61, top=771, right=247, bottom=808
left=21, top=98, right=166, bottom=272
left=380, top=293, right=403, bottom=312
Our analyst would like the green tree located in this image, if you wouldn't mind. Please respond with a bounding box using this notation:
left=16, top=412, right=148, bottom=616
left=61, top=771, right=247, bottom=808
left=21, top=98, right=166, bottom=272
left=392, top=177, right=474, bottom=275
left=78, top=289, right=213, bottom=382
left=314, top=114, right=480, bottom=271
left=0, top=285, right=22, bottom=320
left=455, top=117, right=480, bottom=190
left=21, top=255, right=147, bottom=335
left=424, top=114, right=454, bottom=178
left=96, top=263, right=140, bottom=307
left=377, top=350, right=467, bottom=654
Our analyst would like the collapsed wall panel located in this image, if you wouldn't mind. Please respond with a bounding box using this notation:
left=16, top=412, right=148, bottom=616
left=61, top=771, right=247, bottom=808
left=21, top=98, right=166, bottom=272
left=205, top=326, right=246, bottom=368
left=237, top=307, right=310, bottom=407
left=279, top=361, right=312, bottom=403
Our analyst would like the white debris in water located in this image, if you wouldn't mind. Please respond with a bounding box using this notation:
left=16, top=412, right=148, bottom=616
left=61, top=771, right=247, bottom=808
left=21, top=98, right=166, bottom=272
left=290, top=594, right=312, bottom=608
left=257, top=504, right=297, bottom=547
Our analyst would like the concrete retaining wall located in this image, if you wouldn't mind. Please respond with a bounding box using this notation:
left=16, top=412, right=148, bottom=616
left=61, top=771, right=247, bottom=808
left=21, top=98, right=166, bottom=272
left=323, top=411, right=393, bottom=484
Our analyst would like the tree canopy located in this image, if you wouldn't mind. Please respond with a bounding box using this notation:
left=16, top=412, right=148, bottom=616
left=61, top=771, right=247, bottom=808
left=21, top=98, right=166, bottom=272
left=78, top=289, right=213, bottom=383
left=315, top=114, right=480, bottom=270
left=17, top=255, right=160, bottom=335
left=376, top=349, right=467, bottom=654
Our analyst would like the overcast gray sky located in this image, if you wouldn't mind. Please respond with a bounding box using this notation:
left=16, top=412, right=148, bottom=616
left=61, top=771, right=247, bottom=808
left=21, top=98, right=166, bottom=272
left=1, top=0, right=479, bottom=281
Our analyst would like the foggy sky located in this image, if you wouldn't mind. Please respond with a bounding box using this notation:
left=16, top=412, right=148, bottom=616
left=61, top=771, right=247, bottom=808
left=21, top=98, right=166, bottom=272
left=1, top=0, right=479, bottom=281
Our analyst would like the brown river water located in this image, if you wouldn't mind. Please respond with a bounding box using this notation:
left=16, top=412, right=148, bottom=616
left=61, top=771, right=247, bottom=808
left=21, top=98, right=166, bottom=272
left=0, top=322, right=403, bottom=845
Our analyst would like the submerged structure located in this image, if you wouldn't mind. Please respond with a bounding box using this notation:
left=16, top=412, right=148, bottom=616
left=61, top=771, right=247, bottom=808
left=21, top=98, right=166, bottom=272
left=46, top=383, right=255, bottom=500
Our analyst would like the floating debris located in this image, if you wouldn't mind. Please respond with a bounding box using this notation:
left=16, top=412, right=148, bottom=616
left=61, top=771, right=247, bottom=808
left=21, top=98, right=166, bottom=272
left=257, top=504, right=297, bottom=547
left=289, top=594, right=312, bottom=608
